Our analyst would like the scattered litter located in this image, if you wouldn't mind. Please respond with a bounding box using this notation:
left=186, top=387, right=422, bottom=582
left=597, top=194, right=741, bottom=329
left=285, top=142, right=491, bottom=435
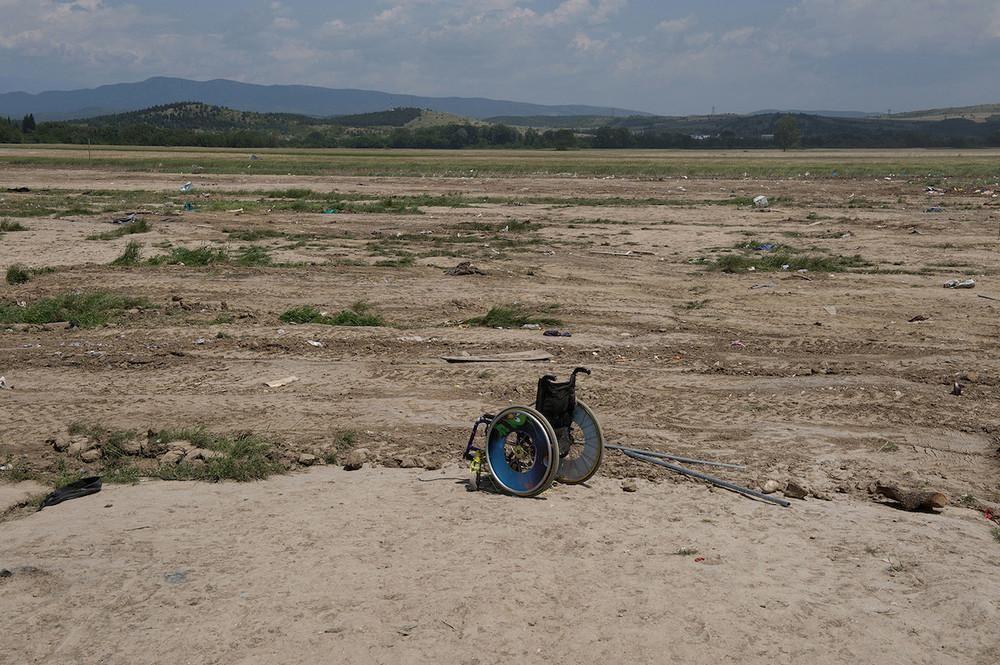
left=754, top=242, right=778, bottom=252
left=444, top=261, right=484, bottom=276
left=179, top=182, right=193, bottom=193
left=521, top=323, right=541, bottom=330
left=37, top=476, right=102, bottom=511
left=0, top=376, right=9, bottom=390
left=951, top=382, right=963, bottom=396
left=823, top=305, right=838, bottom=316
left=925, top=186, right=945, bottom=195
left=441, top=350, right=552, bottom=364
left=749, top=282, right=775, bottom=290
left=752, top=195, right=769, bottom=208
left=183, top=202, right=195, bottom=211
left=908, top=314, right=929, bottom=322
left=323, top=209, right=337, bottom=214
left=264, top=376, right=299, bottom=388
left=944, top=279, right=976, bottom=289
left=925, top=206, right=944, bottom=213
left=399, top=335, right=427, bottom=342
left=193, top=338, right=206, bottom=345
left=226, top=208, right=245, bottom=215
left=111, top=212, right=138, bottom=225
left=543, top=329, right=572, bottom=337
left=730, top=340, right=746, bottom=349
left=6, top=186, right=30, bottom=193
left=164, top=570, right=188, bottom=585
left=249, top=154, right=260, bottom=161
left=976, top=294, right=1000, bottom=302
left=306, top=340, right=323, bottom=348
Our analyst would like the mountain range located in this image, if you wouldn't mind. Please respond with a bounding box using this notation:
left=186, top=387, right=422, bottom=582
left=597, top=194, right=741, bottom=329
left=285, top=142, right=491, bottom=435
left=0, top=77, right=649, bottom=121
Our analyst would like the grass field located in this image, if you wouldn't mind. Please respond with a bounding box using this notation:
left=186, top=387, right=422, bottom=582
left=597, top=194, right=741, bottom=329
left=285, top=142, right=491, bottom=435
left=2, top=145, right=1000, bottom=178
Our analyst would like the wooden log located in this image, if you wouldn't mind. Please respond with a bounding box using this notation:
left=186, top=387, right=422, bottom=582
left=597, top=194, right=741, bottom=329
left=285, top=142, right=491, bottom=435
left=876, top=481, right=948, bottom=512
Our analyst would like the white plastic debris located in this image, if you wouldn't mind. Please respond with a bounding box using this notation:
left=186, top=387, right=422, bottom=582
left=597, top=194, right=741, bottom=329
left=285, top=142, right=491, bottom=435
left=753, top=195, right=769, bottom=208
left=944, top=279, right=976, bottom=289
left=306, top=340, right=323, bottom=347
left=179, top=181, right=193, bottom=193
left=0, top=376, right=10, bottom=390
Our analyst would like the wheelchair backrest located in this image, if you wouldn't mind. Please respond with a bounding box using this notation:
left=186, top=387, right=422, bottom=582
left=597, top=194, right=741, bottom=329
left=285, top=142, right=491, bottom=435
left=534, top=367, right=590, bottom=430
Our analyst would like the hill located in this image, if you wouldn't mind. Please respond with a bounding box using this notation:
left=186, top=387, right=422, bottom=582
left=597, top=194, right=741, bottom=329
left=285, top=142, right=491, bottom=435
left=0, top=77, right=648, bottom=121
left=890, top=103, right=1000, bottom=122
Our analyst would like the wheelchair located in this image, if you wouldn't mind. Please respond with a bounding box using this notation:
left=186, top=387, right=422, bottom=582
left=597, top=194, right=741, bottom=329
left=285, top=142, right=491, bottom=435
left=462, top=367, right=604, bottom=497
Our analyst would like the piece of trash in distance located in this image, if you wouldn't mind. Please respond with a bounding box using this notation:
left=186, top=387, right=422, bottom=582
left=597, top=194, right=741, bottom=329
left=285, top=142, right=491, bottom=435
left=753, top=195, right=769, bottom=208
left=264, top=376, right=299, bottom=388
left=306, top=340, right=323, bottom=348
left=179, top=182, right=193, bottom=193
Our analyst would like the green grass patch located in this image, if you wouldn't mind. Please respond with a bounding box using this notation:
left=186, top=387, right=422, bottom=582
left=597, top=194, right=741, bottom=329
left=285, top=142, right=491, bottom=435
left=233, top=245, right=273, bottom=266
left=148, top=245, right=229, bottom=266
left=224, top=227, right=285, bottom=241
left=0, top=291, right=148, bottom=327
left=87, top=219, right=150, bottom=240
left=279, top=301, right=385, bottom=326
left=706, top=241, right=871, bottom=274
left=111, top=240, right=142, bottom=266
left=374, top=254, right=416, bottom=267
left=151, top=427, right=285, bottom=482
left=0, top=219, right=27, bottom=232
left=466, top=303, right=561, bottom=328
left=5, top=264, right=30, bottom=285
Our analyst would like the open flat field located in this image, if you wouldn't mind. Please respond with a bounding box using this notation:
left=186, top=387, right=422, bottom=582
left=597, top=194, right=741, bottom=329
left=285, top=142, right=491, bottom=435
left=2, top=146, right=999, bottom=664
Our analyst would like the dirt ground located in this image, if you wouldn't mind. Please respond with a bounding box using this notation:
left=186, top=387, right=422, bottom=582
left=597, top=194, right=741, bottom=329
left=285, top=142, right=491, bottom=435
left=2, top=151, right=999, bottom=663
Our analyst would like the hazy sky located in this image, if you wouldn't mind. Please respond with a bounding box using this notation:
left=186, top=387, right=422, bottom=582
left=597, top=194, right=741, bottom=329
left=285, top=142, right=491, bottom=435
left=1, top=0, right=998, bottom=114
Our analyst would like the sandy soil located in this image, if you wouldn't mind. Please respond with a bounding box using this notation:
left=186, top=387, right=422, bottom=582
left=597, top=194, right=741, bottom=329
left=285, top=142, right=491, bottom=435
left=3, top=467, right=999, bottom=665
left=2, top=154, right=1000, bottom=662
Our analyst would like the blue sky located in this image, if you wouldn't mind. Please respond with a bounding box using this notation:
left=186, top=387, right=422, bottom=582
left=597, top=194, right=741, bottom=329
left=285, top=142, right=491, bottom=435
left=1, top=0, right=998, bottom=113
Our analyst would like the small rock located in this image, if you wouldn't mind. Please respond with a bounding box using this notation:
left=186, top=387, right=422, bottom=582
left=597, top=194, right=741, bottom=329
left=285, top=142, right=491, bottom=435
left=160, top=450, right=185, bottom=465
left=50, top=436, right=70, bottom=452
left=342, top=451, right=366, bottom=471
left=67, top=436, right=97, bottom=457
left=167, top=440, right=194, bottom=453
left=621, top=478, right=638, bottom=493
left=298, top=453, right=318, bottom=466
left=811, top=491, right=833, bottom=501
left=958, top=371, right=979, bottom=383
left=80, top=448, right=102, bottom=463
left=397, top=455, right=422, bottom=469
left=783, top=482, right=808, bottom=500
left=0, top=569, right=11, bottom=578
left=120, top=438, right=144, bottom=456
left=422, top=459, right=442, bottom=471
left=761, top=480, right=782, bottom=494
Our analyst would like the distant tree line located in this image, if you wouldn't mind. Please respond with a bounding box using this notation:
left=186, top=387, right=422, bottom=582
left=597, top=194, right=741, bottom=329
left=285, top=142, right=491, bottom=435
left=2, top=114, right=999, bottom=150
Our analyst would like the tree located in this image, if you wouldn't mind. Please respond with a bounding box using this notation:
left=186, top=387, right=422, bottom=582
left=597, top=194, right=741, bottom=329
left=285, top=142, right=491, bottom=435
left=774, top=115, right=800, bottom=151
left=21, top=113, right=36, bottom=133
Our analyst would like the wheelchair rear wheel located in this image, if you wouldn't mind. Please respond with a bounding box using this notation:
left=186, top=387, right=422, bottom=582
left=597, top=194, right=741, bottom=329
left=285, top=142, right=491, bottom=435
left=554, top=400, right=604, bottom=485
left=485, top=406, right=560, bottom=497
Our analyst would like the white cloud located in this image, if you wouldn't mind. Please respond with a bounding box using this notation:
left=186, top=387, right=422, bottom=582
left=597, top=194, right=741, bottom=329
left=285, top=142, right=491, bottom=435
left=656, top=16, right=695, bottom=33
